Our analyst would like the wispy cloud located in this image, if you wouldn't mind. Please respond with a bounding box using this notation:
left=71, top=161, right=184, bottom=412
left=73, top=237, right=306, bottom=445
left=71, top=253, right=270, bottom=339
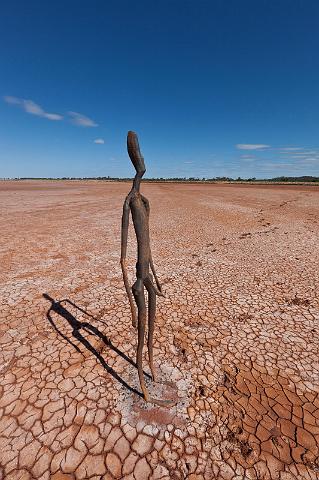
left=4, top=96, right=20, bottom=105
left=262, top=162, right=296, bottom=170
left=280, top=149, right=319, bottom=158
left=94, top=138, right=105, bottom=144
left=280, top=147, right=303, bottom=151
left=68, top=111, right=98, bottom=127
left=236, top=144, right=270, bottom=150
left=4, top=96, right=100, bottom=128
left=3, top=96, right=63, bottom=121
left=240, top=154, right=255, bottom=160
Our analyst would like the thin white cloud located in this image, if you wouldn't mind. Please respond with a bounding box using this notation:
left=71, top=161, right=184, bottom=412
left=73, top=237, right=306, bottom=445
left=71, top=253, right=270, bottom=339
left=263, top=162, right=295, bottom=169
left=23, top=99, right=43, bottom=115
left=3, top=96, right=63, bottom=121
left=280, top=147, right=303, bottom=151
left=299, top=157, right=319, bottom=163
left=94, top=138, right=105, bottom=144
left=4, top=95, right=20, bottom=105
left=285, top=155, right=309, bottom=159
left=280, top=150, right=319, bottom=157
left=68, top=111, right=98, bottom=127
left=280, top=152, right=307, bottom=156
left=236, top=144, right=270, bottom=150
left=44, top=113, right=62, bottom=121
left=4, top=95, right=101, bottom=129
left=240, top=154, right=255, bottom=162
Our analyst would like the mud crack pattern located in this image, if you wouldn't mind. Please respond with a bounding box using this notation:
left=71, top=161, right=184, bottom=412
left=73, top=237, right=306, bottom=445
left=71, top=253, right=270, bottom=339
left=0, top=181, right=319, bottom=479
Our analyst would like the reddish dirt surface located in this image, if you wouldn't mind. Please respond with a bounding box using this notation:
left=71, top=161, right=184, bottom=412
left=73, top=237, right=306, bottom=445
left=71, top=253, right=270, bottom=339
left=0, top=180, right=319, bottom=480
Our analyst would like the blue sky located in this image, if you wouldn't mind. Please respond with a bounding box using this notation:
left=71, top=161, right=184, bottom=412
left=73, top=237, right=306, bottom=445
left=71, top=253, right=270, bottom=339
left=1, top=0, right=318, bottom=179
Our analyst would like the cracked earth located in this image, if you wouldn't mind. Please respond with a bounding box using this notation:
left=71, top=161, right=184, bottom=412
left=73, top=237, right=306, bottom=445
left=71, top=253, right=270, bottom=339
left=0, top=180, right=319, bottom=480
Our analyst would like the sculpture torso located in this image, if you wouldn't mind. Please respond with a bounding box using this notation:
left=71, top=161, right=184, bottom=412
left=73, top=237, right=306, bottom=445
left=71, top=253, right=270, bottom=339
left=129, top=191, right=150, bottom=279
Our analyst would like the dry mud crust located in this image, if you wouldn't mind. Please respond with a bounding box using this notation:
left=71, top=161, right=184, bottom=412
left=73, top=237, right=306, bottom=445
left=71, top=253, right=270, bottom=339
left=0, top=180, right=319, bottom=479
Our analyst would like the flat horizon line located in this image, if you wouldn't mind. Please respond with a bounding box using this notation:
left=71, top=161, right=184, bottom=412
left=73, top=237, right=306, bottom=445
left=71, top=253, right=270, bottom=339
left=1, top=175, right=319, bottom=185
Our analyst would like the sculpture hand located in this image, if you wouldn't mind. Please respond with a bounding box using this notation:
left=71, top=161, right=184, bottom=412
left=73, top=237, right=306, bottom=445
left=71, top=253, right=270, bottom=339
left=152, top=280, right=164, bottom=297
left=149, top=255, right=164, bottom=296
left=156, top=281, right=165, bottom=297
left=132, top=312, right=137, bottom=328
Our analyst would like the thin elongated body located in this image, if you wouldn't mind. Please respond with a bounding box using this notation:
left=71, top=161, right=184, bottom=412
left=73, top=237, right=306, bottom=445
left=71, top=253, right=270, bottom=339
left=130, top=193, right=150, bottom=278
left=120, top=131, right=174, bottom=406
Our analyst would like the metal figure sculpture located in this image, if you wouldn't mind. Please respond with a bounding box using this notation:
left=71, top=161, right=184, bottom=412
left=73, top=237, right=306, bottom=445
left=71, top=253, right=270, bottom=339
left=121, top=131, right=175, bottom=406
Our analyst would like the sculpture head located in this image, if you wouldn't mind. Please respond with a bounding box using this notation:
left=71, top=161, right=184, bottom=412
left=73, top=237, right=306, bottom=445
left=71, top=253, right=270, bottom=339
left=127, top=131, right=146, bottom=177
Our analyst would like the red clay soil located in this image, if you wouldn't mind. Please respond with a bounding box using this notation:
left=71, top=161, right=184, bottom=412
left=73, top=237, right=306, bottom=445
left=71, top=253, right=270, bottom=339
left=0, top=180, right=319, bottom=479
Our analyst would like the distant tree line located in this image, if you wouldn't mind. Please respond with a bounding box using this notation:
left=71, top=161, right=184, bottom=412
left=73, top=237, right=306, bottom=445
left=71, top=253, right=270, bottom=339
left=2, top=175, right=319, bottom=183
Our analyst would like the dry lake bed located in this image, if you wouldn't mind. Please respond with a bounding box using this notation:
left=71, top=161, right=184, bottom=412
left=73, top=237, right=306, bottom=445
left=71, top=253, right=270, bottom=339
left=0, top=180, right=319, bottom=480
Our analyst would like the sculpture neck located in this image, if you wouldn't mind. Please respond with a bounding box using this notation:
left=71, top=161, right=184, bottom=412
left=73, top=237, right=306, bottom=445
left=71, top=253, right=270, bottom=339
left=132, top=173, right=143, bottom=192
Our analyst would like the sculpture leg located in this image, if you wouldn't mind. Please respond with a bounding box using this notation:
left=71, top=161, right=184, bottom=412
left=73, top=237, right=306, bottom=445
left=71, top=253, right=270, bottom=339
left=132, top=278, right=150, bottom=401
left=144, top=275, right=157, bottom=382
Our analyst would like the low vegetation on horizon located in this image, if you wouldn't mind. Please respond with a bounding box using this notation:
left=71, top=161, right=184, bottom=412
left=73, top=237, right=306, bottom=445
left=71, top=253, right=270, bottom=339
left=2, top=175, right=319, bottom=183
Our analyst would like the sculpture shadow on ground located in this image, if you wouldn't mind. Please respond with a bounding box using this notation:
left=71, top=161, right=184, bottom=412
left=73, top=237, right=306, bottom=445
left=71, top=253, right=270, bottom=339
left=43, top=293, right=150, bottom=397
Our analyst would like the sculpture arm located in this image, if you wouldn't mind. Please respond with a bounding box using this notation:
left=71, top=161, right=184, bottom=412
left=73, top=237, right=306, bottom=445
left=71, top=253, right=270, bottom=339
left=120, top=197, right=137, bottom=327
left=149, top=254, right=164, bottom=296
